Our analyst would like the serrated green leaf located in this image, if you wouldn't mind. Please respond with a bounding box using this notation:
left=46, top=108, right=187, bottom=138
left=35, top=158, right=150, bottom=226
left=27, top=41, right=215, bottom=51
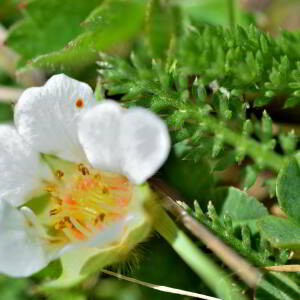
left=215, top=187, right=268, bottom=220
left=6, top=0, right=101, bottom=66
left=276, top=157, right=300, bottom=222
left=258, top=216, right=300, bottom=249
left=214, top=187, right=268, bottom=233
left=21, top=0, right=146, bottom=74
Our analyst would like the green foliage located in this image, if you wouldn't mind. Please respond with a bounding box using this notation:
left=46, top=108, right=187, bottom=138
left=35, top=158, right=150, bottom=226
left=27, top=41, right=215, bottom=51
left=258, top=216, right=300, bottom=249
left=182, top=198, right=288, bottom=268
left=162, top=153, right=214, bottom=205
left=214, top=187, right=268, bottom=232
left=0, top=276, right=38, bottom=300
left=2, top=0, right=300, bottom=299
left=180, top=25, right=300, bottom=102
left=179, top=0, right=251, bottom=27
left=16, top=0, right=146, bottom=74
left=277, top=158, right=300, bottom=222
left=6, top=0, right=102, bottom=67
left=0, top=103, right=13, bottom=122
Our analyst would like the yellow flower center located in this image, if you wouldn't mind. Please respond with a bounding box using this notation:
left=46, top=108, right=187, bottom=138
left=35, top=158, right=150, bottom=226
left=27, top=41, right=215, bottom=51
left=44, top=163, right=133, bottom=244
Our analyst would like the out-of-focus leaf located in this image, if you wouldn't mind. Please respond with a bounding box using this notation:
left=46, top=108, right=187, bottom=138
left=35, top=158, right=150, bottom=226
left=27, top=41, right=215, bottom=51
left=6, top=0, right=102, bottom=66
left=0, top=103, right=13, bottom=122
left=49, top=291, right=86, bottom=300
left=254, top=97, right=273, bottom=107
left=284, top=97, right=300, bottom=108
left=179, top=0, right=251, bottom=27
left=243, top=165, right=257, bottom=190
left=0, top=276, right=36, bottom=300
left=0, top=0, right=20, bottom=22
left=276, top=157, right=300, bottom=222
left=146, top=0, right=173, bottom=59
left=258, top=215, right=300, bottom=249
left=163, top=153, right=214, bottom=205
left=213, top=150, right=236, bottom=171
left=22, top=0, right=146, bottom=74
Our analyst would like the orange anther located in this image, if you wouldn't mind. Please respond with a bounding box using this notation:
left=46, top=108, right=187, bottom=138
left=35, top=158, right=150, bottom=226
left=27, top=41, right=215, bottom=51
left=56, top=170, right=64, bottom=179
left=64, top=195, right=77, bottom=205
left=76, top=98, right=84, bottom=108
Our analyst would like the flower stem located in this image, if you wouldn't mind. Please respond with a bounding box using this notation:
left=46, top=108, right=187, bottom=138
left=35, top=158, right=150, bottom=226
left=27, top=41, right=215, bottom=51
left=146, top=201, right=248, bottom=300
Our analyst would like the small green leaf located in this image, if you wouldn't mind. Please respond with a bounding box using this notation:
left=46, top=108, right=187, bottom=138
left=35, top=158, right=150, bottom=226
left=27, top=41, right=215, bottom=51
left=6, top=0, right=101, bottom=66
left=279, top=130, right=297, bottom=154
left=214, top=187, right=268, bottom=233
left=258, top=216, right=300, bottom=249
left=262, top=110, right=272, bottom=142
left=243, top=165, right=257, bottom=190
left=284, top=97, right=300, bottom=108
left=254, top=97, right=272, bottom=107
left=276, top=157, right=300, bottom=222
left=213, top=150, right=236, bottom=171
left=215, top=187, right=268, bottom=220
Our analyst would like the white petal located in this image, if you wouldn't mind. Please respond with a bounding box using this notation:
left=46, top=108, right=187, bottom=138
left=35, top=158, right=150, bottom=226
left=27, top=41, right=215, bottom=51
left=14, top=74, right=96, bottom=163
left=0, top=124, right=52, bottom=206
left=0, top=201, right=49, bottom=277
left=78, top=101, right=123, bottom=173
left=120, top=108, right=170, bottom=184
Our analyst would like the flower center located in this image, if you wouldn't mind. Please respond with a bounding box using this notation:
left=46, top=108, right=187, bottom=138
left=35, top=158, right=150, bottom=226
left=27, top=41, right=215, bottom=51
left=44, top=163, right=133, bottom=244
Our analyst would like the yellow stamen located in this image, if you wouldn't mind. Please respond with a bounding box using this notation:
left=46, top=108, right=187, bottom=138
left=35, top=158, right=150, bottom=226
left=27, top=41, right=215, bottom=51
left=44, top=163, right=133, bottom=244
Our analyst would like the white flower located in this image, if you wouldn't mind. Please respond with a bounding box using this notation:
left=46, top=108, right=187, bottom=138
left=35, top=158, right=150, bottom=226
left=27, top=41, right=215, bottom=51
left=0, top=74, right=170, bottom=282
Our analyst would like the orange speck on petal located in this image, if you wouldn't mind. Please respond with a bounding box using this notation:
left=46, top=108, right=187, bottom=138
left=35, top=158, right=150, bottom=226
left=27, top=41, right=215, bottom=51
left=76, top=98, right=84, bottom=108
